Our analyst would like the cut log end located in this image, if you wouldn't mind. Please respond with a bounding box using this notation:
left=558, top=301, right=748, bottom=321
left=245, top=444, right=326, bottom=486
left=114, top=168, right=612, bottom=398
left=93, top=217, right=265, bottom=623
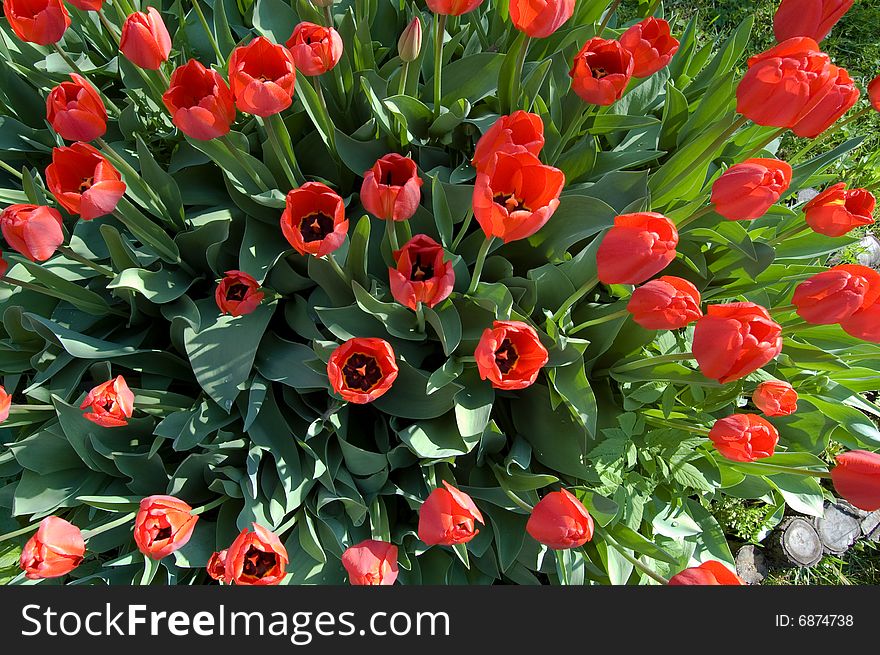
left=814, top=501, right=862, bottom=555
left=735, top=544, right=768, bottom=585
left=769, top=516, right=823, bottom=568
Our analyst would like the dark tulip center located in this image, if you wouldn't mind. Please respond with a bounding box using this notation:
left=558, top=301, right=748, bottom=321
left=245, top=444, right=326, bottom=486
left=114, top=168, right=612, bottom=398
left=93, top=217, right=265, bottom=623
left=155, top=526, right=173, bottom=541
left=493, top=192, right=530, bottom=213
left=226, top=283, right=249, bottom=302
left=299, top=211, right=335, bottom=242
left=494, top=339, right=518, bottom=374
left=410, top=257, right=434, bottom=281
left=592, top=66, right=608, bottom=79
left=79, top=176, right=94, bottom=193
left=342, top=353, right=383, bottom=391
left=101, top=399, right=114, bottom=412
left=242, top=546, right=278, bottom=578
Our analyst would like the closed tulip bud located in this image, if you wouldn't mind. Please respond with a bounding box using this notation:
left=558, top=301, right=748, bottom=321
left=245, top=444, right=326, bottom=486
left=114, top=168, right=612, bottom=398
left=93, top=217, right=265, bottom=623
left=510, top=0, right=574, bottom=39
left=120, top=7, right=172, bottom=70
left=134, top=495, right=199, bottom=559
left=215, top=270, right=264, bottom=317
left=45, top=143, right=126, bottom=220
left=19, top=517, right=85, bottom=579
left=773, top=0, right=853, bottom=43
left=280, top=181, right=349, bottom=257
left=619, top=18, right=680, bottom=78
left=207, top=550, right=228, bottom=582
left=526, top=489, right=594, bottom=550
left=228, top=37, right=297, bottom=117
left=398, top=17, right=422, bottom=63
left=389, top=235, right=455, bottom=310
left=163, top=59, right=236, bottom=141
left=327, top=338, right=399, bottom=404
left=804, top=182, right=875, bottom=237
left=425, top=0, right=483, bottom=16
left=0, top=204, right=64, bottom=262
left=3, top=0, right=70, bottom=45
left=80, top=375, right=134, bottom=427
left=596, top=212, right=679, bottom=285
left=710, top=158, right=793, bottom=221
left=869, top=75, right=880, bottom=112
left=360, top=153, right=424, bottom=222
left=418, top=481, right=484, bottom=546
left=471, top=110, right=545, bottom=174
left=791, top=65, right=859, bottom=138
left=693, top=302, right=783, bottom=384
left=475, top=320, right=549, bottom=390
left=0, top=384, right=10, bottom=423
left=792, top=264, right=880, bottom=325
left=569, top=37, right=634, bottom=106
left=709, top=414, right=779, bottom=462
left=627, top=276, right=703, bottom=330
left=226, top=523, right=288, bottom=585
left=341, top=540, right=399, bottom=586
left=752, top=381, right=799, bottom=417
left=668, top=561, right=744, bottom=585
left=286, top=22, right=343, bottom=76
left=831, top=450, right=880, bottom=511
left=46, top=74, right=107, bottom=142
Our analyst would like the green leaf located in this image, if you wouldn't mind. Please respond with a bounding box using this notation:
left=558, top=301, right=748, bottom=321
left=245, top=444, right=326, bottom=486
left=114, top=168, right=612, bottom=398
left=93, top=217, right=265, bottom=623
left=107, top=267, right=195, bottom=304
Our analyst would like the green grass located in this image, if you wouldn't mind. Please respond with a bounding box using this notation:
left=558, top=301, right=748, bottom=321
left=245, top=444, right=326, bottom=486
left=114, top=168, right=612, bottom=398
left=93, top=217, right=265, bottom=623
left=765, top=540, right=880, bottom=585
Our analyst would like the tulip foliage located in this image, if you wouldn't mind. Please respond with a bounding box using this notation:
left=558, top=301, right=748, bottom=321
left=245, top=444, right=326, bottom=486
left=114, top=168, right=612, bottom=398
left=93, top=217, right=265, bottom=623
left=0, top=0, right=879, bottom=587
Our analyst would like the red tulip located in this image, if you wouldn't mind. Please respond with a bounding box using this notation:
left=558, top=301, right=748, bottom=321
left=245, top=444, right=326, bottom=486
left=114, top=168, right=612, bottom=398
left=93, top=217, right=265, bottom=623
left=510, top=0, right=574, bottom=39
left=0, top=384, right=10, bottom=423
left=526, top=489, right=594, bottom=550
left=45, top=142, right=125, bottom=220
left=2, top=0, right=69, bottom=45
left=596, top=212, right=679, bottom=285
left=472, top=150, right=564, bottom=243
left=693, top=302, right=783, bottom=384
left=163, top=59, right=236, bottom=141
left=207, top=549, right=228, bottom=582
left=475, top=320, right=549, bottom=390
left=619, top=18, right=680, bottom=78
left=668, top=561, right=744, bottom=585
left=225, top=523, right=288, bottom=585
left=79, top=375, right=134, bottom=427
left=215, top=270, right=264, bottom=317
left=120, top=7, right=171, bottom=70
left=418, top=481, right=484, bottom=546
left=19, top=517, right=84, bottom=579
left=791, top=64, right=859, bottom=138
left=773, top=0, right=853, bottom=43
left=709, top=413, right=779, bottom=462
left=46, top=73, right=107, bottom=142
left=569, top=37, right=634, bottom=105
left=471, top=110, right=545, bottom=174
left=840, top=301, right=880, bottom=343
left=869, top=75, right=880, bottom=112
left=280, top=181, right=348, bottom=257
left=68, top=0, right=102, bottom=10
left=627, top=276, right=702, bottom=330
left=341, top=539, right=399, bottom=586
left=286, top=22, right=343, bottom=76
left=228, top=36, right=297, bottom=116
left=134, top=495, right=199, bottom=559
left=425, top=0, right=483, bottom=16
left=360, top=153, right=423, bottom=222
left=0, top=204, right=64, bottom=262
left=389, top=234, right=455, bottom=310
left=0, top=253, right=7, bottom=280
left=792, top=264, right=880, bottom=324
left=804, top=182, right=875, bottom=237
left=752, top=380, right=798, bottom=417
left=831, top=450, right=880, bottom=511
left=710, top=158, right=793, bottom=221
left=327, top=338, right=399, bottom=404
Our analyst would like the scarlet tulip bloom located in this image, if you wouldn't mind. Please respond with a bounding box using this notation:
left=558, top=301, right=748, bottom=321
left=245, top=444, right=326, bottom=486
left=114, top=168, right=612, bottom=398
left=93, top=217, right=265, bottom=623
left=472, top=151, right=564, bottom=243
left=228, top=37, right=297, bottom=117
left=45, top=143, right=125, bottom=221
left=280, top=182, right=349, bottom=257
left=840, top=302, right=880, bottom=343
left=710, top=158, right=793, bottom=221
left=619, top=18, right=680, bottom=78
left=207, top=550, right=228, bottom=582
left=510, top=0, right=574, bottom=39
left=804, top=183, right=875, bottom=237
left=418, top=481, right=484, bottom=546
left=569, top=37, right=634, bottom=105
left=792, top=264, right=880, bottom=324
left=471, top=110, right=545, bottom=174
left=596, top=212, right=679, bottom=285
left=708, top=414, right=779, bottom=462
left=693, top=302, right=783, bottom=384
left=0, top=204, right=64, bottom=262
left=286, top=22, right=343, bottom=76
left=226, top=523, right=288, bottom=585
left=0, top=254, right=6, bottom=280
left=425, top=0, right=483, bottom=16
left=19, top=517, right=84, bottom=580
left=46, top=74, right=107, bottom=142
left=341, top=539, right=399, bottom=586
left=120, top=7, right=171, bottom=70
left=79, top=375, right=135, bottom=427
left=134, top=495, right=199, bottom=559
left=327, top=338, right=399, bottom=404
left=773, top=0, right=853, bottom=43
left=526, top=489, right=594, bottom=550
left=668, top=561, right=744, bottom=585
left=869, top=75, right=880, bottom=112
left=360, top=153, right=423, bottom=222
left=2, top=0, right=70, bottom=45
left=831, top=450, right=880, bottom=511
left=627, top=276, right=702, bottom=330
left=389, top=234, right=455, bottom=310
left=162, top=59, right=237, bottom=141
left=475, top=320, right=549, bottom=390
left=215, top=270, right=264, bottom=317
left=0, top=384, right=10, bottom=423
left=752, top=380, right=799, bottom=417
left=791, top=65, right=859, bottom=138
left=68, top=0, right=102, bottom=10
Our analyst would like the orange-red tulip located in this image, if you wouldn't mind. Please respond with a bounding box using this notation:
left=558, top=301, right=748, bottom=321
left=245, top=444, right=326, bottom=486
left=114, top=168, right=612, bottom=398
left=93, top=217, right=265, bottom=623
left=526, top=489, right=594, bottom=550
left=45, top=142, right=126, bottom=220
left=792, top=264, right=880, bottom=325
left=840, top=301, right=880, bottom=343
left=80, top=375, right=134, bottom=427
left=46, top=74, right=107, bottom=142
left=341, top=539, right=399, bottom=586
left=831, top=450, right=880, bottom=511
left=389, top=234, right=455, bottom=310
left=215, top=270, right=264, bottom=317
left=120, top=7, right=171, bottom=70
left=0, top=204, right=64, bottom=262
left=134, top=495, right=199, bottom=559
left=19, top=517, right=84, bottom=579
left=3, top=0, right=70, bottom=45
left=709, top=413, right=779, bottom=462
left=627, top=276, right=702, bottom=330
left=596, top=212, right=678, bottom=285
left=207, top=549, right=228, bottom=582
left=418, top=481, right=484, bottom=546
left=471, top=110, right=545, bottom=174
left=569, top=37, right=633, bottom=105
left=68, top=0, right=102, bottom=10
left=0, top=384, right=10, bottom=423
left=228, top=36, right=297, bottom=116
left=425, top=0, right=483, bottom=16
left=163, top=59, right=236, bottom=141
left=280, top=181, right=348, bottom=257
left=710, top=158, right=792, bottom=221
left=668, top=560, right=744, bottom=585
left=510, top=0, right=574, bottom=39
left=791, top=65, right=858, bottom=138
left=619, top=17, right=679, bottom=78
left=475, top=320, right=549, bottom=390
left=773, top=0, right=853, bottom=43
left=869, top=75, right=880, bottom=112
left=225, top=523, right=288, bottom=585
left=804, top=182, right=875, bottom=237
left=286, top=22, right=343, bottom=76
left=360, top=153, right=423, bottom=222
left=752, top=380, right=798, bottom=417
left=327, top=338, right=399, bottom=404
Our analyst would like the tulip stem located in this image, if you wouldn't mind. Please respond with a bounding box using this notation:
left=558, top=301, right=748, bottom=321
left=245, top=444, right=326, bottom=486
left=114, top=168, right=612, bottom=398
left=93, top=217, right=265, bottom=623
left=790, top=106, right=871, bottom=164
left=385, top=218, right=400, bottom=253
left=190, top=0, right=225, bottom=66
left=0, top=159, right=24, bottom=179
left=729, top=461, right=831, bottom=479
left=191, top=496, right=227, bottom=516
left=263, top=114, right=306, bottom=188
left=676, top=204, right=713, bottom=230
left=415, top=302, right=426, bottom=332
left=569, top=308, right=629, bottom=334
left=97, top=9, right=121, bottom=44
left=597, top=0, right=622, bottom=36
left=57, top=246, right=116, bottom=278
left=81, top=512, right=137, bottom=540
left=595, top=526, right=670, bottom=585
left=467, top=235, right=494, bottom=294
left=641, top=414, right=710, bottom=436
left=322, top=5, right=334, bottom=27
left=0, top=521, right=41, bottom=543
left=550, top=104, right=592, bottom=164
left=770, top=303, right=796, bottom=316
left=51, top=43, right=121, bottom=116
left=741, top=127, right=787, bottom=160
left=219, top=134, right=270, bottom=192
left=769, top=222, right=809, bottom=246
left=96, top=137, right=167, bottom=215
left=551, top=275, right=600, bottom=323
left=612, top=351, right=694, bottom=374
left=432, top=13, right=447, bottom=121
left=325, top=253, right=348, bottom=283
left=450, top=209, right=473, bottom=251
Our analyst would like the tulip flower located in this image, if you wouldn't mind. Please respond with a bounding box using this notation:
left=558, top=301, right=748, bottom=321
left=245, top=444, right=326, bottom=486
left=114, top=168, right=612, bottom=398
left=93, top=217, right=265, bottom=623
left=80, top=375, right=135, bottom=427
left=526, top=489, right=594, bottom=550
left=215, top=270, right=264, bottom=317
left=207, top=550, right=228, bottom=582
left=280, top=182, right=349, bottom=257
left=475, top=320, right=549, bottom=390
left=471, top=110, right=545, bottom=174
left=510, top=0, right=575, bottom=39
left=327, top=338, right=399, bottom=404
left=804, top=183, right=875, bottom=237
left=418, top=481, right=484, bottom=546
left=341, top=540, right=399, bottom=586
left=668, top=561, right=744, bottom=585
left=869, top=75, right=880, bottom=112
left=710, top=158, right=793, bottom=221
left=791, top=65, right=859, bottom=138
left=752, top=381, right=798, bottom=417
left=569, top=37, right=634, bottom=105
left=389, top=235, right=455, bottom=310
left=2, top=0, right=70, bottom=45
left=225, top=523, right=288, bottom=585
left=68, top=0, right=103, bottom=10
left=46, top=74, right=108, bottom=142
left=0, top=204, right=64, bottom=262
left=840, top=302, right=880, bottom=343
left=425, top=0, right=483, bottom=16
left=45, top=143, right=126, bottom=221
left=134, top=495, right=199, bottom=559
left=228, top=37, right=297, bottom=116
left=627, top=276, right=703, bottom=330
left=286, top=22, right=343, bottom=76
left=360, top=153, right=423, bottom=222
left=120, top=7, right=172, bottom=70
left=773, top=0, right=853, bottom=43
left=792, top=265, right=880, bottom=325
left=830, top=450, right=880, bottom=511
left=163, top=59, right=237, bottom=141
left=709, top=414, right=779, bottom=462
left=619, top=18, right=680, bottom=78
left=19, top=517, right=85, bottom=579
left=596, top=212, right=679, bottom=285
left=0, top=384, right=10, bottom=423
left=398, top=17, right=422, bottom=63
